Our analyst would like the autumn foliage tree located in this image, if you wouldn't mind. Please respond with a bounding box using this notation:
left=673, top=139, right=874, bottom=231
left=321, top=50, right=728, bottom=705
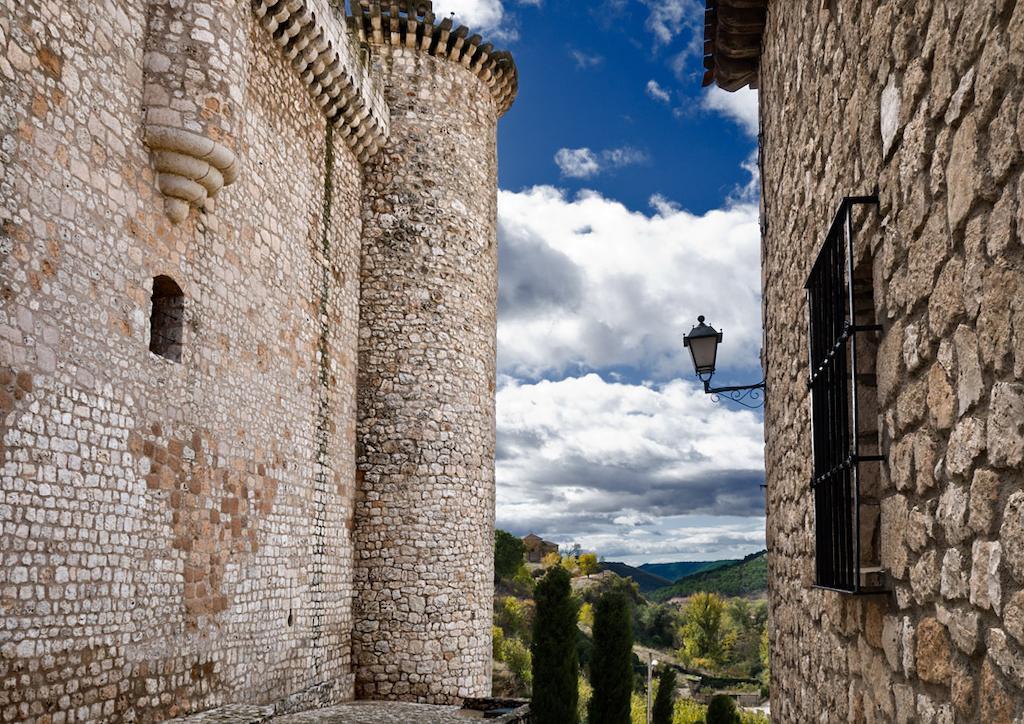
left=678, top=592, right=726, bottom=669
left=541, top=550, right=562, bottom=569
left=579, top=552, right=600, bottom=577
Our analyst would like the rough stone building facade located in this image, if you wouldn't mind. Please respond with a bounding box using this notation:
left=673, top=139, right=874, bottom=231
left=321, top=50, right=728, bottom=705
left=705, top=0, right=1024, bottom=721
left=0, top=0, right=515, bottom=720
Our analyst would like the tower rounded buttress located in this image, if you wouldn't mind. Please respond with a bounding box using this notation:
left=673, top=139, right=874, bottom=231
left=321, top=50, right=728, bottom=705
left=350, top=0, right=517, bottom=704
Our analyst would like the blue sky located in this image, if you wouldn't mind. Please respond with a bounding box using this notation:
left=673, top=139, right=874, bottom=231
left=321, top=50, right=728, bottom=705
left=436, top=0, right=765, bottom=564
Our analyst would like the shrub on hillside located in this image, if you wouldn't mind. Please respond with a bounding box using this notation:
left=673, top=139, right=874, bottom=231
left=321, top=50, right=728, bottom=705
left=495, top=595, right=533, bottom=640
left=672, top=698, right=706, bottom=724
left=499, top=636, right=532, bottom=693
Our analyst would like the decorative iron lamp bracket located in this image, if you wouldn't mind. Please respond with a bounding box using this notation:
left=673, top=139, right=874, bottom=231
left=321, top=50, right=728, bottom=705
left=683, top=315, right=766, bottom=409
left=701, top=378, right=766, bottom=408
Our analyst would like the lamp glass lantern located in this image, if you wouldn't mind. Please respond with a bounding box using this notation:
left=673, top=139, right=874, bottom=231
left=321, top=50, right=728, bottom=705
left=683, top=315, right=723, bottom=380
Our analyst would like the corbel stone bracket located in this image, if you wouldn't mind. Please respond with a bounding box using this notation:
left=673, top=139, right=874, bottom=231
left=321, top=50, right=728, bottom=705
left=142, top=0, right=248, bottom=224
left=144, top=125, right=240, bottom=224
left=251, top=0, right=390, bottom=162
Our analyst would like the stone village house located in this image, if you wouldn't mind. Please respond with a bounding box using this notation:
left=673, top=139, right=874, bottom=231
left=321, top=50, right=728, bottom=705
left=521, top=533, right=558, bottom=564
left=0, top=0, right=516, bottom=720
left=704, top=0, right=1024, bottom=721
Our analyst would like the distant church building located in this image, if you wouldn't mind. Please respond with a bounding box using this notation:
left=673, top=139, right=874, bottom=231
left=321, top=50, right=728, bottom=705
left=0, top=0, right=515, bottom=719
left=704, top=0, right=1024, bottom=721
left=522, top=533, right=559, bottom=563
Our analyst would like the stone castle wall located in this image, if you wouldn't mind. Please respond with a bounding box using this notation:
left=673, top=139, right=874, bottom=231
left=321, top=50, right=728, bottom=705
left=760, top=1, right=1024, bottom=722
left=0, top=0, right=367, bottom=718
left=353, top=42, right=500, bottom=704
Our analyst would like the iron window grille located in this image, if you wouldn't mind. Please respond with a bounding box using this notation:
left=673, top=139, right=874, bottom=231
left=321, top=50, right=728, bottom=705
left=805, top=195, right=885, bottom=594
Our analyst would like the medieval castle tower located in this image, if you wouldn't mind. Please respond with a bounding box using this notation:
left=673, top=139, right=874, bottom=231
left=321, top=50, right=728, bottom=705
left=0, top=0, right=516, bottom=719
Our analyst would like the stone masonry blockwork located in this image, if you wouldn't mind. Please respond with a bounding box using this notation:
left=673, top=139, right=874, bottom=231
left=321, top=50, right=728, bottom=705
left=0, top=0, right=516, bottom=720
left=759, top=0, right=1024, bottom=721
left=353, top=43, right=499, bottom=704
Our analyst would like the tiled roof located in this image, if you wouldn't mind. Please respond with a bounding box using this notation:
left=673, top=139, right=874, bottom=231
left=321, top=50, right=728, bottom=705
left=702, top=0, right=767, bottom=92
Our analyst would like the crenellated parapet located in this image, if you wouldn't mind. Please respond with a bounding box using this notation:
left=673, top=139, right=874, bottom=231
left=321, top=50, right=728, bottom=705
left=251, top=0, right=390, bottom=162
left=348, top=0, right=518, bottom=116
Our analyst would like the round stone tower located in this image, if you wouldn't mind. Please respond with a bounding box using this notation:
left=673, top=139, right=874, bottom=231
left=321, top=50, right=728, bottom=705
left=349, top=0, right=517, bottom=704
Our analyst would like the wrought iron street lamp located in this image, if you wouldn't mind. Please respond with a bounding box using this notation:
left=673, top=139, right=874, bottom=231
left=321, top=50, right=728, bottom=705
left=683, top=316, right=766, bottom=408
left=646, top=654, right=659, bottom=724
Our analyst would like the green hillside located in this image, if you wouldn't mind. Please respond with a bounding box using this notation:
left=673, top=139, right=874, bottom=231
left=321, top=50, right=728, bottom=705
left=599, top=561, right=672, bottom=592
left=638, top=559, right=734, bottom=582
left=649, top=550, right=767, bottom=601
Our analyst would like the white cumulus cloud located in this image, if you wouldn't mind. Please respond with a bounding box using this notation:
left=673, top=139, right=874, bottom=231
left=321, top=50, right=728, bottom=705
left=497, top=186, right=761, bottom=380
left=432, top=0, right=506, bottom=35
left=646, top=79, right=672, bottom=103
left=570, top=49, right=603, bottom=69
left=553, top=146, right=649, bottom=178
left=495, top=374, right=765, bottom=561
left=554, top=148, right=602, bottom=178
left=640, top=0, right=703, bottom=48
left=703, top=86, right=760, bottom=137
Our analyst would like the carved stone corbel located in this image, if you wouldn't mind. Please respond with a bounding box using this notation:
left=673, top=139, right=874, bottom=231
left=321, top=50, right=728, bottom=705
left=144, top=126, right=240, bottom=223
left=142, top=0, right=248, bottom=223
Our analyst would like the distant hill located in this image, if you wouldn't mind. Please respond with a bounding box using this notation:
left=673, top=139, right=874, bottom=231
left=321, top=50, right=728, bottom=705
left=599, top=562, right=672, bottom=593
left=638, top=560, right=734, bottom=582
left=649, top=551, right=768, bottom=601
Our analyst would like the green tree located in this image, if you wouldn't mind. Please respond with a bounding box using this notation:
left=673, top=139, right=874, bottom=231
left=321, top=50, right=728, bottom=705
left=759, top=624, right=770, bottom=692
left=578, top=601, right=595, bottom=628
left=495, top=595, right=533, bottom=640
left=630, top=691, right=646, bottom=724
left=495, top=529, right=525, bottom=581
left=672, top=699, right=706, bottom=724
left=718, top=598, right=768, bottom=677
left=706, top=694, right=740, bottom=724
left=531, top=566, right=579, bottom=724
left=637, top=603, right=679, bottom=650
left=651, top=668, right=676, bottom=724
left=579, top=552, right=600, bottom=577
left=492, top=625, right=505, bottom=659
left=500, top=636, right=533, bottom=692
left=679, top=592, right=725, bottom=669
left=725, top=598, right=754, bottom=633
left=588, top=590, right=634, bottom=724
left=512, top=563, right=535, bottom=593
left=577, top=674, right=592, bottom=724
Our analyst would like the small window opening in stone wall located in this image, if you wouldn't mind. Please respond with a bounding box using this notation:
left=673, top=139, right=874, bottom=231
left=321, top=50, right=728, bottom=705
left=805, top=195, right=885, bottom=594
left=150, top=275, right=184, bottom=362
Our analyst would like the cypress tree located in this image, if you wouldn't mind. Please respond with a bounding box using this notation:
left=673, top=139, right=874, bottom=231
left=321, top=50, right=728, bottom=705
left=530, top=565, right=579, bottom=724
left=588, top=590, right=633, bottom=724
left=706, top=694, right=741, bottom=724
left=651, top=667, right=676, bottom=724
